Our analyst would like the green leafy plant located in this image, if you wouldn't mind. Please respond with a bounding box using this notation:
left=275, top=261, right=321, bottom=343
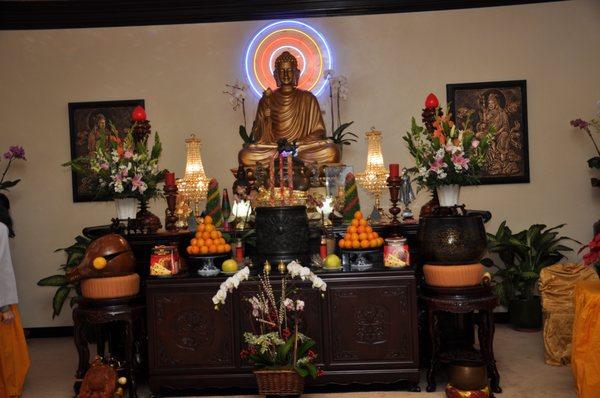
left=330, top=121, right=358, bottom=146
left=37, top=235, right=90, bottom=318
left=482, top=222, right=578, bottom=305
left=239, top=125, right=255, bottom=145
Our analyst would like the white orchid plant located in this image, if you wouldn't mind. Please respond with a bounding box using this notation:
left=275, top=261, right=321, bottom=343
left=224, top=81, right=253, bottom=145
left=212, top=261, right=325, bottom=379
left=323, top=69, right=357, bottom=148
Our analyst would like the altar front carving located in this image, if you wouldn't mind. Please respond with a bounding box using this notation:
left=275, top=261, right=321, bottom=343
left=146, top=268, right=419, bottom=395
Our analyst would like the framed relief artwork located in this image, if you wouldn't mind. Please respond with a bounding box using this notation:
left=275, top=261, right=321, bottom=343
left=68, top=99, right=145, bottom=202
left=446, top=80, right=529, bottom=184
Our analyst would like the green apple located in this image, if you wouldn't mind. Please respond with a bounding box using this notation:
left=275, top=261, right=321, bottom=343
left=324, top=254, right=341, bottom=269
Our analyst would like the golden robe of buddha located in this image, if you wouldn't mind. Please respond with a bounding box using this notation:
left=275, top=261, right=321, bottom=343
left=238, top=51, right=340, bottom=167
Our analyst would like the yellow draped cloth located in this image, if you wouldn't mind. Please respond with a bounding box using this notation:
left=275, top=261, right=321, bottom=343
left=572, top=280, right=600, bottom=398
left=539, top=263, right=598, bottom=365
left=0, top=305, right=30, bottom=398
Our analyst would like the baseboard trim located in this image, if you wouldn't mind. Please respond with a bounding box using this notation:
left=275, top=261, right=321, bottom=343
left=25, top=326, right=74, bottom=339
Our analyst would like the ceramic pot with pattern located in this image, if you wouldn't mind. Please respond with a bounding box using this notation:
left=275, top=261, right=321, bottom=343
left=255, top=205, right=309, bottom=266
left=418, top=212, right=488, bottom=265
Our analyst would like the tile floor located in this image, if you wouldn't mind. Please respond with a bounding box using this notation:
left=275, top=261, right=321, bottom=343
left=23, top=324, right=576, bottom=397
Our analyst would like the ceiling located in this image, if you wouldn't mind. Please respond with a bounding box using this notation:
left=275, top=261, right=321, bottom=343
left=0, top=0, right=564, bottom=30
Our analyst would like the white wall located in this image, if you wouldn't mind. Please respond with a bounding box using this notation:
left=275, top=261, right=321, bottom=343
left=1, top=0, right=599, bottom=327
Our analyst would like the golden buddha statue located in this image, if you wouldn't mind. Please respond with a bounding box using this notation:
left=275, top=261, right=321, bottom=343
left=238, top=51, right=341, bottom=167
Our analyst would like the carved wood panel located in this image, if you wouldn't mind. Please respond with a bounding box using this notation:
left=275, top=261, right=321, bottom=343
left=151, top=290, right=235, bottom=369
left=329, top=282, right=415, bottom=365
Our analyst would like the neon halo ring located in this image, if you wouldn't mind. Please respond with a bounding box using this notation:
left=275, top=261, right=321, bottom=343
left=244, top=20, right=333, bottom=98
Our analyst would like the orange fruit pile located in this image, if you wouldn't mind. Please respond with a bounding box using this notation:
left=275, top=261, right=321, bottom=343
left=338, top=211, right=384, bottom=250
left=186, top=215, right=232, bottom=255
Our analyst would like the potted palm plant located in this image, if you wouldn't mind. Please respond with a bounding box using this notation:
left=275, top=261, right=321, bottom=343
left=482, top=222, right=578, bottom=330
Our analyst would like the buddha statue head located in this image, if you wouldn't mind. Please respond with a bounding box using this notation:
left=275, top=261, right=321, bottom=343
left=273, top=51, right=301, bottom=89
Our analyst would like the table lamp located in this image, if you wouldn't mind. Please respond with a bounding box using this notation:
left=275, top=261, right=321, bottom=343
left=356, top=129, right=389, bottom=223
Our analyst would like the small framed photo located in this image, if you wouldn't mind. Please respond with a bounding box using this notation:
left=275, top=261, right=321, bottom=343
left=68, top=99, right=145, bottom=202
left=446, top=80, right=529, bottom=184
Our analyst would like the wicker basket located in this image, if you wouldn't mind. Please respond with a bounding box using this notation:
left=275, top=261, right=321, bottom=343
left=254, top=369, right=304, bottom=396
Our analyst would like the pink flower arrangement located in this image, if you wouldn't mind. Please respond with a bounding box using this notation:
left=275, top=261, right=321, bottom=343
left=403, top=96, right=494, bottom=190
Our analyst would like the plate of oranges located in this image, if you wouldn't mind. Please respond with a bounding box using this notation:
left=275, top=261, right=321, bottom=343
left=186, top=215, right=232, bottom=256
left=338, top=211, right=384, bottom=251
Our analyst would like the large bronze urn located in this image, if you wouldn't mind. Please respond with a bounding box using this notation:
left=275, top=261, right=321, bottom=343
left=255, top=206, right=310, bottom=266
left=418, top=210, right=490, bottom=265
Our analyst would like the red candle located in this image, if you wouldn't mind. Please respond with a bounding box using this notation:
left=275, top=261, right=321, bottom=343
left=165, top=171, right=175, bottom=186
left=389, top=164, right=400, bottom=178
left=287, top=154, right=293, bottom=198
left=279, top=154, right=284, bottom=206
left=269, top=154, right=275, bottom=203
left=425, top=93, right=439, bottom=109
left=132, top=105, right=147, bottom=121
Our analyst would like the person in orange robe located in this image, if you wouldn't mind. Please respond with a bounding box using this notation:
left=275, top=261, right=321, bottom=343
left=0, top=194, right=30, bottom=397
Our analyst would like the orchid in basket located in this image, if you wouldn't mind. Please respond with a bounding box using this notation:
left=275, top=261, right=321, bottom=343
left=213, top=262, right=325, bottom=379
left=403, top=103, right=493, bottom=191
left=65, top=123, right=166, bottom=201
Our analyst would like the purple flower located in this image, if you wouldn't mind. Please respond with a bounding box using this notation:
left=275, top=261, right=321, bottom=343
left=571, top=118, right=590, bottom=131
left=452, top=154, right=470, bottom=170
left=3, top=145, right=26, bottom=160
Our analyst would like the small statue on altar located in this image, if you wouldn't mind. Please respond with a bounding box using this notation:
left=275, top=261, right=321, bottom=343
left=230, top=166, right=254, bottom=229
left=400, top=167, right=416, bottom=220
left=238, top=51, right=341, bottom=167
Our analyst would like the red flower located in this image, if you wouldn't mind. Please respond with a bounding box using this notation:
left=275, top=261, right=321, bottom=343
left=307, top=349, right=316, bottom=360
left=316, top=368, right=325, bottom=377
left=282, top=328, right=291, bottom=339
left=240, top=349, right=249, bottom=359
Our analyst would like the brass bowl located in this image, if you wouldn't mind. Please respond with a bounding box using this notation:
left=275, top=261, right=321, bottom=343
left=447, top=360, right=488, bottom=391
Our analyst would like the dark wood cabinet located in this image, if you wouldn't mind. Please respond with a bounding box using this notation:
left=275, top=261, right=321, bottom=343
left=146, top=268, right=419, bottom=395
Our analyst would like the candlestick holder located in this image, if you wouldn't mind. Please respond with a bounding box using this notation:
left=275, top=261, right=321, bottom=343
left=164, top=183, right=178, bottom=231
left=387, top=175, right=402, bottom=225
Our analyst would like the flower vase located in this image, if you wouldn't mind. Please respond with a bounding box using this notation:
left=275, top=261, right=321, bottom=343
left=114, top=198, right=138, bottom=220
left=136, top=198, right=162, bottom=233
left=437, top=185, right=461, bottom=207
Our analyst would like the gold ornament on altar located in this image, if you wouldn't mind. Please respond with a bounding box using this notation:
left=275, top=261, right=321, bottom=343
left=174, top=191, right=191, bottom=230
left=356, top=129, right=389, bottom=223
left=254, top=186, right=308, bottom=208
left=177, top=134, right=210, bottom=220
left=238, top=51, right=340, bottom=167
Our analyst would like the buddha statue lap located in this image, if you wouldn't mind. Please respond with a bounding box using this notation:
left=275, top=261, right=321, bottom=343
left=238, top=51, right=340, bottom=167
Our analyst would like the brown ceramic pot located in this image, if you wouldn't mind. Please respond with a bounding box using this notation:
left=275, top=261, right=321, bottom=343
left=447, top=360, right=488, bottom=391
left=423, top=263, right=483, bottom=287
